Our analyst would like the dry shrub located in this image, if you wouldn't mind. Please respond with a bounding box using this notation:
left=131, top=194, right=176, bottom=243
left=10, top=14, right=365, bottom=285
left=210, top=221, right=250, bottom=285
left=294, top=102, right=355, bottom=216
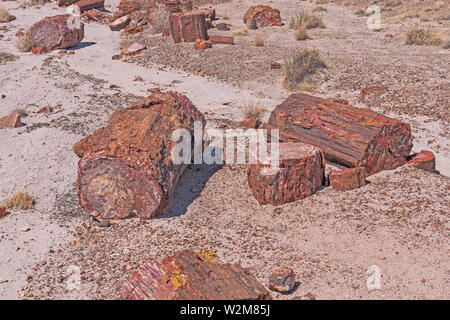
left=297, top=82, right=317, bottom=93
left=2, top=191, right=35, bottom=210
left=314, top=0, right=329, bottom=4
left=289, top=11, right=325, bottom=29
left=15, top=34, right=33, bottom=52
left=312, top=5, right=327, bottom=13
left=281, top=49, right=327, bottom=91
left=146, top=1, right=170, bottom=34
left=295, top=25, right=310, bottom=40
left=12, top=108, right=28, bottom=117
left=243, top=100, right=266, bottom=120
left=404, top=24, right=443, bottom=47
left=254, top=33, right=264, bottom=46
left=232, top=27, right=248, bottom=36
left=0, top=6, right=14, bottom=23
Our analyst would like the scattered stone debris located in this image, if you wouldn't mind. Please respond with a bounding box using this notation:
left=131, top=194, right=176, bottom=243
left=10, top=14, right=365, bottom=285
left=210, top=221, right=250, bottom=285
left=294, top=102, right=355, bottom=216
left=0, top=113, right=23, bottom=129
left=408, top=150, right=436, bottom=173
left=28, top=14, right=84, bottom=51
left=329, top=167, right=366, bottom=191
left=268, top=268, right=296, bottom=293
left=124, top=24, right=143, bottom=34
left=243, top=5, right=282, bottom=30
left=121, top=250, right=272, bottom=300
left=122, top=42, right=146, bottom=56
left=194, top=38, right=211, bottom=50
left=73, top=91, right=205, bottom=220
left=110, top=15, right=131, bottom=31
left=266, top=94, right=413, bottom=176
left=248, top=142, right=325, bottom=206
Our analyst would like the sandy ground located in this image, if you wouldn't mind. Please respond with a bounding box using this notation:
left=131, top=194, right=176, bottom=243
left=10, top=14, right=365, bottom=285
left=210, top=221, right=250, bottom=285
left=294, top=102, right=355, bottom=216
left=0, top=0, right=448, bottom=300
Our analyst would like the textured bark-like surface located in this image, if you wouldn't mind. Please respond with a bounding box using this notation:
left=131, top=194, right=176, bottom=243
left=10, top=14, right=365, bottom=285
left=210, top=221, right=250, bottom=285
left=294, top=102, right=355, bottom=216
left=329, top=167, right=366, bottom=191
left=110, top=15, right=131, bottom=31
left=268, top=268, right=295, bottom=293
left=243, top=5, right=282, bottom=30
left=209, top=35, right=234, bottom=45
left=121, top=250, right=272, bottom=300
left=169, top=12, right=208, bottom=43
left=57, top=0, right=79, bottom=6
left=266, top=94, right=413, bottom=176
left=248, top=142, right=325, bottom=206
left=116, top=0, right=143, bottom=18
left=73, top=91, right=205, bottom=220
left=408, top=150, right=436, bottom=173
left=76, top=0, right=105, bottom=12
left=0, top=114, right=22, bottom=129
left=27, top=14, right=84, bottom=51
left=195, top=8, right=215, bottom=20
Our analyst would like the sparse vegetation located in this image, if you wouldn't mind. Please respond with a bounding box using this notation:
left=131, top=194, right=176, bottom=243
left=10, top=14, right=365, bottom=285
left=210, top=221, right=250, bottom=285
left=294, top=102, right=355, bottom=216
left=12, top=108, right=28, bottom=117
left=297, top=82, right=317, bottom=93
left=281, top=49, right=327, bottom=91
left=146, top=1, right=170, bottom=34
left=2, top=191, right=35, bottom=210
left=0, top=6, right=15, bottom=23
left=289, top=11, right=325, bottom=29
left=312, top=5, right=328, bottom=13
left=254, top=34, right=264, bottom=46
left=404, top=24, right=444, bottom=47
left=243, top=100, right=266, bottom=120
left=15, top=34, right=33, bottom=52
left=232, top=27, right=248, bottom=36
left=295, top=25, right=310, bottom=41
left=0, top=52, right=19, bottom=64
left=353, top=7, right=366, bottom=17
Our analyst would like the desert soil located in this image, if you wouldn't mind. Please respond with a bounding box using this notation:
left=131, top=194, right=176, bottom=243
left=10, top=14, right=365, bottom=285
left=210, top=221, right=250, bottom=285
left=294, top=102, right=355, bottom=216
left=0, top=0, right=448, bottom=300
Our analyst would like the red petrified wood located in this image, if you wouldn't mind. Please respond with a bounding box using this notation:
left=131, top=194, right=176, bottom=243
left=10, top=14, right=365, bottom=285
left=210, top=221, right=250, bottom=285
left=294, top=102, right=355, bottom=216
left=75, top=0, right=105, bottom=13
left=0, top=206, right=6, bottom=219
left=169, top=12, right=208, bottom=43
left=73, top=91, right=206, bottom=220
left=408, top=150, right=436, bottom=173
left=208, top=35, right=234, bottom=45
left=329, top=167, right=366, bottom=191
left=266, top=94, right=413, bottom=176
left=0, top=114, right=23, bottom=129
left=248, top=142, right=325, bottom=206
left=110, top=16, right=131, bottom=31
left=268, top=268, right=295, bottom=293
left=243, top=5, right=282, bottom=30
left=121, top=250, right=272, bottom=300
left=27, top=14, right=84, bottom=51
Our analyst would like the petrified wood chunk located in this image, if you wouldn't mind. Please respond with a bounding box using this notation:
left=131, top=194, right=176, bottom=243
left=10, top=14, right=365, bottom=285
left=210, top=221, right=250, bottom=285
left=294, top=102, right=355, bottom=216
left=169, top=12, right=208, bottom=43
left=57, top=0, right=79, bottom=6
left=248, top=142, right=325, bottom=206
left=110, top=15, right=131, bottom=31
left=266, top=94, right=413, bottom=176
left=73, top=91, right=205, bottom=220
left=209, top=35, right=234, bottom=45
left=76, top=0, right=105, bottom=12
left=243, top=5, right=282, bottom=30
left=121, top=250, right=272, bottom=300
left=408, top=150, right=436, bottom=173
left=27, top=14, right=84, bottom=51
left=268, top=268, right=295, bottom=293
left=329, top=167, right=366, bottom=191
left=0, top=114, right=22, bottom=129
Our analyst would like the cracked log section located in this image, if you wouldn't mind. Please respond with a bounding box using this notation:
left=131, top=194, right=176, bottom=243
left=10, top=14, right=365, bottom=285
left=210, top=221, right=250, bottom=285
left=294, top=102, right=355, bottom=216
left=169, top=11, right=208, bottom=43
left=266, top=94, right=413, bottom=176
left=73, top=91, right=205, bottom=220
left=27, top=14, right=84, bottom=51
left=121, top=250, right=272, bottom=300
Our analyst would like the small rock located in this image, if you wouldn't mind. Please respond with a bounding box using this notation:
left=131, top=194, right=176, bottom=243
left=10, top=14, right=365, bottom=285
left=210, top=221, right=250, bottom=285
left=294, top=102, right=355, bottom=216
left=96, top=221, right=111, bottom=228
left=0, top=206, right=6, bottom=219
left=21, top=226, right=31, bottom=232
left=268, top=267, right=296, bottom=293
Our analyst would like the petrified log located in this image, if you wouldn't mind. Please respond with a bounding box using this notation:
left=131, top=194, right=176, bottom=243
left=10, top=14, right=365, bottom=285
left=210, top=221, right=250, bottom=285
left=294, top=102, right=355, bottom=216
left=248, top=142, right=325, bottom=206
left=329, top=167, right=366, bottom=191
left=209, top=35, right=234, bottom=45
left=266, top=94, right=413, bottom=176
left=76, top=0, right=105, bottom=13
left=57, top=0, right=79, bottom=6
left=408, top=150, right=436, bottom=173
left=121, top=250, right=272, bottom=300
left=243, top=5, right=282, bottom=30
left=73, top=91, right=205, bottom=220
left=110, top=15, right=131, bottom=31
left=169, top=12, right=208, bottom=43
left=27, top=14, right=84, bottom=51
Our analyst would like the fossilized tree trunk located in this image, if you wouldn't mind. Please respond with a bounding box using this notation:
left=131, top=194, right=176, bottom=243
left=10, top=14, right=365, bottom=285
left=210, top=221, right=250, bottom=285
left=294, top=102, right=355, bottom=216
left=121, top=250, right=272, bottom=300
left=266, top=94, right=413, bottom=176
left=73, top=91, right=205, bottom=220
left=27, top=14, right=84, bottom=51
left=169, top=12, right=208, bottom=43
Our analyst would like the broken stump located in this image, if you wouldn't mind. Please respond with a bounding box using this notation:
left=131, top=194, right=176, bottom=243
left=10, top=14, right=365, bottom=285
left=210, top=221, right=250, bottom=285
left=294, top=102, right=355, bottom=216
left=243, top=5, right=282, bottom=30
left=329, top=167, right=366, bottom=191
left=408, top=150, right=436, bottom=173
left=121, top=250, right=272, bottom=300
left=266, top=94, right=413, bottom=176
left=27, top=14, right=84, bottom=51
left=248, top=142, right=325, bottom=206
left=169, top=11, right=208, bottom=43
left=73, top=91, right=205, bottom=220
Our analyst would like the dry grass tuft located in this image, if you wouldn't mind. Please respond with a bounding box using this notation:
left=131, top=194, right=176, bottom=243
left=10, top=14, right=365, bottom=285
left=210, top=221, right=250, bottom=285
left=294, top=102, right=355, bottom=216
left=232, top=27, right=248, bottom=36
left=353, top=7, right=366, bottom=17
left=12, top=108, right=28, bottom=117
left=297, top=82, right=317, bottom=93
left=404, top=24, right=444, bottom=47
left=289, top=11, right=325, bottom=29
left=0, top=6, right=14, bottom=23
left=243, top=100, right=267, bottom=120
left=0, top=52, right=19, bottom=64
left=254, top=33, right=264, bottom=46
left=312, top=5, right=328, bottom=13
left=2, top=191, right=35, bottom=210
left=295, top=25, right=310, bottom=40
left=281, top=49, right=327, bottom=91
left=146, top=1, right=170, bottom=34
left=15, top=34, right=33, bottom=52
